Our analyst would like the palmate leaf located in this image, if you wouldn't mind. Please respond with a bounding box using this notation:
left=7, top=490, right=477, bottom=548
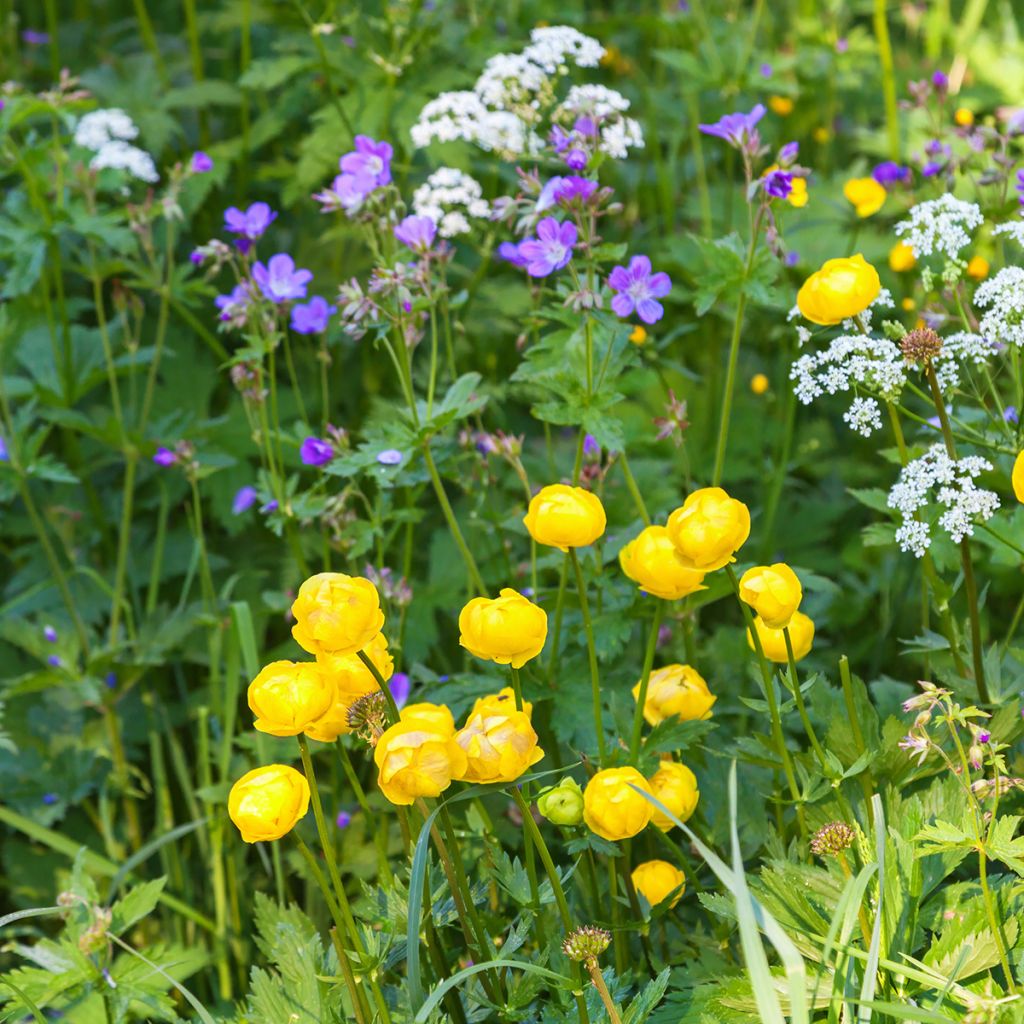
left=986, top=815, right=1024, bottom=876
left=923, top=915, right=1019, bottom=980
left=624, top=967, right=671, bottom=1024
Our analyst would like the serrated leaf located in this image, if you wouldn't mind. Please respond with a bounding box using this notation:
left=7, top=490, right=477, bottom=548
left=110, top=878, right=167, bottom=934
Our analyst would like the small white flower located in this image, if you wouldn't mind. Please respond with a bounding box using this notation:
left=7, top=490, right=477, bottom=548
left=522, top=26, right=604, bottom=72
left=843, top=396, right=883, bottom=437
left=894, top=195, right=984, bottom=259
left=974, top=267, right=1024, bottom=347
left=73, top=108, right=139, bottom=150
left=993, top=218, right=1024, bottom=247
left=411, top=168, right=490, bottom=238
left=89, top=140, right=159, bottom=183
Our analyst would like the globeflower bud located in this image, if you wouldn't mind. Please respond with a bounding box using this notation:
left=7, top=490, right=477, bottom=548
left=633, top=664, right=716, bottom=726
left=373, top=712, right=467, bottom=805
left=738, top=563, right=803, bottom=629
left=228, top=764, right=310, bottom=843
left=666, top=487, right=750, bottom=572
left=583, top=767, right=653, bottom=841
left=537, top=777, right=584, bottom=825
left=248, top=661, right=336, bottom=737
left=843, top=177, right=886, bottom=218
left=647, top=760, right=699, bottom=830
left=748, top=610, right=815, bottom=663
left=889, top=241, right=916, bottom=272
left=523, top=483, right=606, bottom=551
left=619, top=525, right=706, bottom=600
left=796, top=254, right=881, bottom=325
left=308, top=632, right=394, bottom=741
left=291, top=572, right=385, bottom=657
left=459, top=588, right=548, bottom=669
left=453, top=707, right=544, bottom=783
left=631, top=859, right=685, bottom=908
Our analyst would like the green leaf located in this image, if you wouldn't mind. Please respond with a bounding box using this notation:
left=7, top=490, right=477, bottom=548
left=110, top=878, right=167, bottom=934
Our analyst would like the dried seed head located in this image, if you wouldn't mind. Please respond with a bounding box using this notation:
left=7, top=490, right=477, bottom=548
left=900, top=327, right=944, bottom=365
left=347, top=692, right=388, bottom=742
left=562, top=925, right=611, bottom=963
left=810, top=821, right=856, bottom=858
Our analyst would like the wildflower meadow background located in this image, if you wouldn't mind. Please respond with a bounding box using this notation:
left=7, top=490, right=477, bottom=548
left=6, top=2, right=1024, bottom=1021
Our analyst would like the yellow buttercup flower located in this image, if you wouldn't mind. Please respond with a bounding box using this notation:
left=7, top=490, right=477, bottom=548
left=524, top=484, right=606, bottom=551
left=901, top=297, right=916, bottom=311
left=291, top=572, right=385, bottom=658
left=619, top=525, right=706, bottom=601
left=967, top=256, right=989, bottom=281
left=748, top=610, right=815, bottom=663
left=738, top=563, right=803, bottom=629
left=472, top=687, right=533, bottom=718
left=537, top=777, right=584, bottom=825
left=631, top=860, right=685, bottom=908
left=373, top=711, right=467, bottom=805
left=453, top=707, right=544, bottom=783
left=843, top=177, right=886, bottom=218
left=633, top=664, right=716, bottom=726
left=228, top=764, right=310, bottom=843
left=629, top=325, right=647, bottom=345
left=889, top=241, right=916, bottom=273
left=787, top=177, right=809, bottom=208
left=954, top=107, right=975, bottom=127
left=308, top=632, right=394, bottom=741
left=796, top=254, right=881, bottom=326
left=750, top=373, right=770, bottom=395
left=666, top=487, right=750, bottom=572
left=1012, top=451, right=1024, bottom=503
left=248, top=661, right=336, bottom=737
left=459, top=588, right=548, bottom=669
left=648, top=760, right=699, bottom=830
left=583, top=767, right=653, bottom=841
left=768, top=95, right=794, bottom=116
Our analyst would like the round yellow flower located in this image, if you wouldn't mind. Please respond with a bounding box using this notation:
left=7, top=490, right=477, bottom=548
left=796, top=254, right=881, bottom=325
left=629, top=325, right=647, bottom=345
left=902, top=297, right=916, bottom=311
left=631, top=860, right=685, bottom=908
left=523, top=484, right=606, bottom=551
left=889, top=241, right=916, bottom=273
left=648, top=760, right=700, bottom=831
left=248, top=661, right=336, bottom=737
left=633, top=664, right=716, bottom=726
left=308, top=633, right=394, bottom=741
left=619, top=525, right=706, bottom=601
left=750, top=373, right=770, bottom=395
left=459, top=588, right=548, bottom=669
left=1012, top=451, right=1024, bottom=503
left=967, top=256, right=990, bottom=281
left=843, top=177, right=886, bottom=218
left=537, top=777, right=584, bottom=826
left=453, top=707, right=544, bottom=784
left=768, top=95, right=794, bottom=116
left=787, top=178, right=809, bottom=208
left=748, top=610, right=815, bottom=663
left=400, top=702, right=456, bottom=734
left=666, top=487, right=750, bottom=572
left=291, top=572, right=385, bottom=657
left=472, top=687, right=533, bottom=718
left=954, top=107, right=975, bottom=127
left=373, top=712, right=467, bottom=805
left=228, top=764, right=310, bottom=843
left=738, top=563, right=803, bottom=629
left=583, top=767, right=653, bottom=841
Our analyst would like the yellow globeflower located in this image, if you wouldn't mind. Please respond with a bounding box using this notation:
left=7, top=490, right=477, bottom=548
left=228, top=765, right=310, bottom=843
left=787, top=177, right=809, bottom=208
left=400, top=702, right=456, bottom=734
left=768, top=95, right=794, bottom=116
left=750, top=373, right=770, bottom=395
left=1012, top=451, right=1024, bottom=503
left=796, top=254, right=881, bottom=325
left=967, top=256, right=989, bottom=281
left=631, top=860, right=685, bottom=908
left=291, top=572, right=385, bottom=657
left=843, top=177, right=886, bottom=218
left=619, top=525, right=706, bottom=601
left=748, top=610, right=815, bottom=663
left=648, top=760, right=700, bottom=830
left=248, top=661, right=336, bottom=737
left=453, top=707, right=544, bottom=784
left=308, top=632, right=394, bottom=741
left=583, top=767, right=653, bottom=841
left=738, top=563, right=803, bottom=629
left=889, top=241, right=916, bottom=272
left=666, top=487, right=750, bottom=572
left=633, top=664, right=716, bottom=726
left=537, top=777, right=584, bottom=825
left=523, top=484, right=606, bottom=551
left=954, top=107, right=975, bottom=127
left=373, top=712, right=467, bottom=805
left=471, top=687, right=533, bottom=718
left=459, top=588, right=548, bottom=669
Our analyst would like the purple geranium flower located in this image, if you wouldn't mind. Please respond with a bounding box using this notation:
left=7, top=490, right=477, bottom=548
left=393, top=215, right=437, bottom=253
left=699, top=104, right=766, bottom=148
left=555, top=176, right=599, bottom=204
left=191, top=151, right=213, bottom=173
left=518, top=218, right=577, bottom=278
left=583, top=434, right=600, bottom=457
left=336, top=810, right=353, bottom=829
left=778, top=141, right=799, bottom=165
left=300, top=437, right=334, bottom=467
left=224, top=201, right=277, bottom=240
left=1005, top=406, right=1019, bottom=424
left=0, top=436, right=7, bottom=461
left=47, top=654, right=61, bottom=667
left=1015, top=170, right=1024, bottom=204
left=760, top=63, right=773, bottom=78
left=290, top=296, right=336, bottom=334
left=565, top=149, right=588, bottom=170
left=377, top=449, right=403, bottom=466
left=153, top=446, right=176, bottom=467
left=260, top=500, right=279, bottom=514
left=932, top=70, right=948, bottom=91
left=763, top=169, right=792, bottom=199
left=215, top=282, right=252, bottom=325
left=252, top=254, right=313, bottom=302
left=608, top=255, right=672, bottom=324
left=339, top=135, right=393, bottom=192
left=498, top=241, right=529, bottom=269
left=873, top=161, right=910, bottom=186
left=44, top=625, right=57, bottom=643
left=389, top=672, right=411, bottom=709
left=784, top=250, right=800, bottom=267
left=232, top=485, right=258, bottom=514
left=536, top=176, right=567, bottom=211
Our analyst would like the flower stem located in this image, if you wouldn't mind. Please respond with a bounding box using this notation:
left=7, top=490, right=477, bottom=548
left=355, top=648, right=400, bottom=725
left=618, top=451, right=651, bottom=526
left=547, top=554, right=570, bottom=681
left=587, top=961, right=624, bottom=1024
left=569, top=549, right=606, bottom=762
left=782, top=628, right=829, bottom=769
left=873, top=0, right=901, bottom=161
left=629, top=602, right=664, bottom=761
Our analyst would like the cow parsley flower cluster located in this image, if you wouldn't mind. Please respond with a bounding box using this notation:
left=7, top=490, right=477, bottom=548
left=932, top=331, right=1000, bottom=391
left=843, top=396, right=883, bottom=436
left=553, top=84, right=644, bottom=160
left=887, top=445, right=998, bottom=557
left=993, top=217, right=1024, bottom=248
left=894, top=194, right=984, bottom=259
left=974, top=267, right=1024, bottom=347
left=73, top=108, right=158, bottom=183
left=411, top=168, right=490, bottom=238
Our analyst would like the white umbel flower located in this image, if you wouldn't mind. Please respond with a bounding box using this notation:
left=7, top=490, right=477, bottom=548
left=522, top=26, right=604, bottom=71
left=411, top=168, right=490, bottom=238
left=73, top=108, right=139, bottom=149
left=894, top=194, right=984, bottom=259
left=974, top=267, right=1024, bottom=347
left=843, top=396, right=883, bottom=436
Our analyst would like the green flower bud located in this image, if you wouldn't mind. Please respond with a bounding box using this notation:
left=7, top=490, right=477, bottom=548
left=537, top=777, right=584, bottom=826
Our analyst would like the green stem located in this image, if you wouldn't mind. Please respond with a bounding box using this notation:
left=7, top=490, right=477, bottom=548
left=569, top=549, right=605, bottom=762
left=618, top=451, right=651, bottom=526
left=629, top=603, right=664, bottom=761
left=356, top=648, right=400, bottom=724
left=782, top=628, right=829, bottom=770
left=547, top=554, right=570, bottom=681
left=874, top=0, right=901, bottom=161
